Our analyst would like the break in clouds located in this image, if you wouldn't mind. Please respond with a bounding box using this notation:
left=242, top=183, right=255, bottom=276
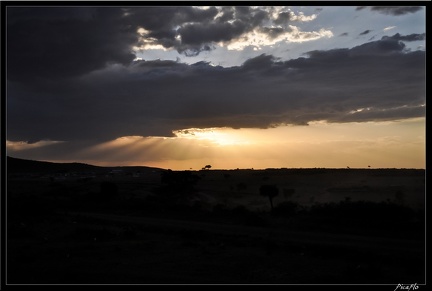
left=6, top=6, right=426, bottom=144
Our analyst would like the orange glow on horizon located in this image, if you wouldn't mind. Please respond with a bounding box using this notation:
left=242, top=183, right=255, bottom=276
left=7, top=118, right=425, bottom=170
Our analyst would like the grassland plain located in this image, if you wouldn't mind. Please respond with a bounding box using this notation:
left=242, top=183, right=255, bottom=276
left=6, top=160, right=425, bottom=285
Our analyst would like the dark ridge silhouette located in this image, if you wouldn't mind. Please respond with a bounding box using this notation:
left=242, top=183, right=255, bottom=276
left=6, top=156, right=161, bottom=174
left=6, top=156, right=102, bottom=173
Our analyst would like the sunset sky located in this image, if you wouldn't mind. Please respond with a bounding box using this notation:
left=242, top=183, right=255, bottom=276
left=6, top=5, right=426, bottom=170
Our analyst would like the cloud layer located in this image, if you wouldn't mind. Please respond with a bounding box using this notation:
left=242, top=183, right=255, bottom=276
left=6, top=6, right=426, bottom=147
left=356, top=6, right=423, bottom=16
left=7, top=34, right=425, bottom=143
left=7, top=6, right=331, bottom=82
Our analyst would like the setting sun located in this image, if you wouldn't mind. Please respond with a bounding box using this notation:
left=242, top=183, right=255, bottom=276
left=26, top=118, right=423, bottom=170
left=172, top=128, right=252, bottom=146
left=6, top=6, right=425, bottom=171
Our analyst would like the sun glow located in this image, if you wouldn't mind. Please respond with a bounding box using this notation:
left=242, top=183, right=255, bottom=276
left=172, top=127, right=252, bottom=146
left=6, top=140, right=64, bottom=150
left=7, top=119, right=425, bottom=170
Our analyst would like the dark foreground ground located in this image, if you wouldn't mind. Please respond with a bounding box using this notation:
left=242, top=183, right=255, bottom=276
left=6, top=167, right=425, bottom=285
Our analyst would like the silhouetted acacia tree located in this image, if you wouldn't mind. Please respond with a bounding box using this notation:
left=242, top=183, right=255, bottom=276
left=260, top=184, right=279, bottom=211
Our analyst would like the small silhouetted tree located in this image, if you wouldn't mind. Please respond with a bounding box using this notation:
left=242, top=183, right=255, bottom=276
left=204, top=165, right=212, bottom=170
left=260, top=184, right=279, bottom=212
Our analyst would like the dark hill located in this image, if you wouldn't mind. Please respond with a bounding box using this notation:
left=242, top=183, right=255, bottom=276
left=6, top=156, right=103, bottom=173
left=6, top=156, right=163, bottom=174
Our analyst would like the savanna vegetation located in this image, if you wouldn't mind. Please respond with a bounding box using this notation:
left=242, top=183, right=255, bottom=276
left=6, top=158, right=425, bottom=284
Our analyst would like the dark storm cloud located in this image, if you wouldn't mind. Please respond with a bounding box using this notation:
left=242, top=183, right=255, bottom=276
left=242, top=54, right=278, bottom=70
left=7, top=7, right=138, bottom=82
left=356, top=6, right=423, bottom=16
left=7, top=35, right=425, bottom=144
left=7, top=6, right=318, bottom=81
left=359, top=30, right=372, bottom=36
left=273, top=11, right=291, bottom=25
left=139, top=6, right=271, bottom=55
left=127, top=6, right=222, bottom=55
left=128, top=6, right=324, bottom=55
left=382, top=33, right=426, bottom=42
left=6, top=7, right=97, bottom=23
left=348, top=38, right=407, bottom=56
left=370, top=6, right=423, bottom=16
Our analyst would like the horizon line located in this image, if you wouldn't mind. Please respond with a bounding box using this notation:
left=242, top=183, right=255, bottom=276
left=6, top=156, right=425, bottom=171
